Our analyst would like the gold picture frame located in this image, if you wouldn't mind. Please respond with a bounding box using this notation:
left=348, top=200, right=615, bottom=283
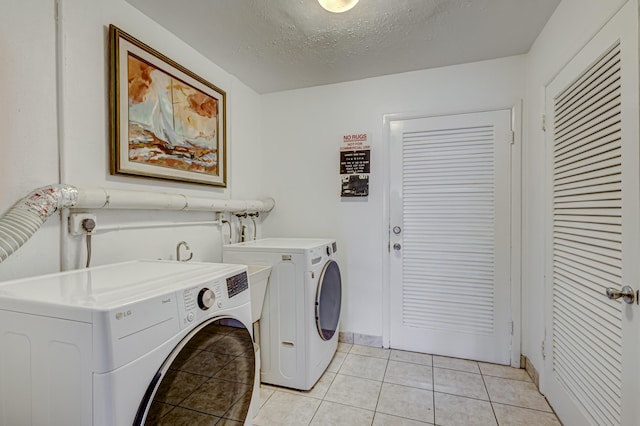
left=109, top=25, right=227, bottom=187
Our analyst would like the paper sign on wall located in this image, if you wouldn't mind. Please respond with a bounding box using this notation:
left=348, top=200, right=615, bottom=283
left=340, top=133, right=370, bottom=197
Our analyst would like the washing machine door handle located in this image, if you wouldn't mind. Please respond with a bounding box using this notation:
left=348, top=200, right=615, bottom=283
left=315, top=260, right=342, bottom=341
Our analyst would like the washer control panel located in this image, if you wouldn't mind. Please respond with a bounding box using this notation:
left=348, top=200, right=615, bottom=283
left=175, top=268, right=250, bottom=330
left=306, top=241, right=337, bottom=269
left=179, top=281, right=225, bottom=327
left=226, top=272, right=248, bottom=298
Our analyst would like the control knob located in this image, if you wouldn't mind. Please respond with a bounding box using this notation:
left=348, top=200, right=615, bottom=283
left=198, top=288, right=216, bottom=310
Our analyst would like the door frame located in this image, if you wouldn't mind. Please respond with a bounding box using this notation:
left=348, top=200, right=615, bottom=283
left=381, top=103, right=523, bottom=367
left=541, top=1, right=640, bottom=423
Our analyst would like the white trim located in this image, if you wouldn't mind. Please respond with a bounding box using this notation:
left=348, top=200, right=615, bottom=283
left=381, top=114, right=392, bottom=348
left=510, top=101, right=523, bottom=367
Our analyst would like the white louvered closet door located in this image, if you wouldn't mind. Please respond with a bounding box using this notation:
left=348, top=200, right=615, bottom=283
left=389, top=109, right=513, bottom=364
left=544, top=2, right=640, bottom=426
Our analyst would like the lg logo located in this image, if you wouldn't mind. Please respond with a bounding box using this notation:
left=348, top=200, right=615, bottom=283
left=115, top=310, right=132, bottom=320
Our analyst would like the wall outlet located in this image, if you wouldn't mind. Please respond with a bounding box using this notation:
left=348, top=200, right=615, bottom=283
left=69, top=213, right=97, bottom=236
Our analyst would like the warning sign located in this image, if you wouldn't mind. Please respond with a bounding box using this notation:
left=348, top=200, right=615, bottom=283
left=340, top=133, right=370, bottom=197
left=340, top=150, right=370, bottom=174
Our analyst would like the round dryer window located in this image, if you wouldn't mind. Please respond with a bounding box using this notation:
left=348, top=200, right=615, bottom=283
left=315, top=260, right=342, bottom=341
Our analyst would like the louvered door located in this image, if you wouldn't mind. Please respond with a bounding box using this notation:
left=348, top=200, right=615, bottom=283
left=544, top=2, right=640, bottom=425
left=389, top=109, right=513, bottom=364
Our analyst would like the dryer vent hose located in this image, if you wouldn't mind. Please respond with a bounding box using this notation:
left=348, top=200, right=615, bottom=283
left=0, top=185, right=78, bottom=263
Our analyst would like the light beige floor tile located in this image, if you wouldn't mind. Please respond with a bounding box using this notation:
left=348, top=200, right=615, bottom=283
left=433, top=356, right=480, bottom=373
left=253, top=391, right=320, bottom=425
left=433, top=368, right=488, bottom=400
left=258, top=386, right=274, bottom=408
left=377, top=382, right=434, bottom=423
left=493, top=403, right=561, bottom=426
left=324, top=374, right=382, bottom=411
left=337, top=342, right=353, bottom=353
left=305, top=371, right=336, bottom=399
left=327, top=351, right=347, bottom=373
left=373, top=412, right=433, bottom=425
left=339, top=353, right=388, bottom=380
left=384, top=360, right=433, bottom=390
left=276, top=371, right=336, bottom=400
left=479, top=362, right=531, bottom=382
left=484, top=376, right=551, bottom=412
left=217, top=419, right=242, bottom=426
left=434, top=392, right=497, bottom=426
left=310, top=401, right=374, bottom=426
left=390, top=350, right=433, bottom=366
left=350, top=344, right=391, bottom=359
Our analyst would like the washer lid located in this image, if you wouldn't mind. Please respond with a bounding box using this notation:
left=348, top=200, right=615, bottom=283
left=0, top=260, right=246, bottom=320
left=224, top=238, right=335, bottom=253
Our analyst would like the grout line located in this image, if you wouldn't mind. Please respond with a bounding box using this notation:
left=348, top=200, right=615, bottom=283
left=432, top=390, right=489, bottom=403
left=432, top=365, right=482, bottom=375
left=335, top=371, right=386, bottom=382
left=432, top=359, right=437, bottom=425
left=490, top=401, right=556, bottom=414
left=307, top=398, right=322, bottom=426
left=371, top=356, right=389, bottom=423
left=430, top=351, right=436, bottom=424
left=479, top=366, right=500, bottom=425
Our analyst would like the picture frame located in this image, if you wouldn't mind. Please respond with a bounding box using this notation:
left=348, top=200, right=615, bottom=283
left=109, top=25, right=227, bottom=187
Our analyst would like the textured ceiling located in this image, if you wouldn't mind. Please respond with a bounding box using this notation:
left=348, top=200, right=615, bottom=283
left=126, top=0, right=560, bottom=94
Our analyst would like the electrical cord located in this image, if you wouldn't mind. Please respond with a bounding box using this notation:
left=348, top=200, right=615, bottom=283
left=82, top=218, right=96, bottom=268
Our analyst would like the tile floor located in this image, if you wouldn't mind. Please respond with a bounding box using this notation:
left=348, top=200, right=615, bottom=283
left=253, top=343, right=562, bottom=426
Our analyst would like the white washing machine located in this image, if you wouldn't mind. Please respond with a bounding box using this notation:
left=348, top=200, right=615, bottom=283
left=223, top=238, right=342, bottom=391
left=0, top=260, right=259, bottom=425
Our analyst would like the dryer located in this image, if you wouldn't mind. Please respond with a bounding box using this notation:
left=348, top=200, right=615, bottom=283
left=223, top=238, right=342, bottom=391
left=0, top=260, right=258, bottom=425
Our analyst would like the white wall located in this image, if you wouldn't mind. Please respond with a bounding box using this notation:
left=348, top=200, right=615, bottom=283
left=261, top=56, right=525, bottom=337
left=0, top=0, right=61, bottom=280
left=0, top=0, right=266, bottom=279
left=522, top=0, right=628, bottom=386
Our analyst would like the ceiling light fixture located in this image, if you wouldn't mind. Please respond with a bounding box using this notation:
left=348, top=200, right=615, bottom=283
left=318, top=0, right=360, bottom=13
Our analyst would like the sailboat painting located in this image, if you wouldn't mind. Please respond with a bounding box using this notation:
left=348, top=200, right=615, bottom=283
left=110, top=25, right=226, bottom=186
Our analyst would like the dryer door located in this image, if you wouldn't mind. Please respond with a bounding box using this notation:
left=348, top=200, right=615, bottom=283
left=315, top=260, right=342, bottom=340
left=135, top=318, right=255, bottom=425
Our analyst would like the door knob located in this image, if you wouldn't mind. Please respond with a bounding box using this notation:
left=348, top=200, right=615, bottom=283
left=605, top=285, right=636, bottom=304
left=393, top=243, right=401, bottom=250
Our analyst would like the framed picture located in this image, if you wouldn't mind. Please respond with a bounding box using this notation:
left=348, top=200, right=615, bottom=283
left=109, top=25, right=227, bottom=187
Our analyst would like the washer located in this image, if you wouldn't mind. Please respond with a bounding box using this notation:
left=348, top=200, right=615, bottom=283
left=0, top=260, right=258, bottom=425
left=223, top=238, right=342, bottom=391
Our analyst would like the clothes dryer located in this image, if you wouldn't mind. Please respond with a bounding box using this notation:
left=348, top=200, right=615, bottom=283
left=0, top=260, right=258, bottom=425
left=223, top=238, right=342, bottom=391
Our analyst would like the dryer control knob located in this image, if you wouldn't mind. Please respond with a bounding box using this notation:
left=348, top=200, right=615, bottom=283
left=198, top=288, right=216, bottom=310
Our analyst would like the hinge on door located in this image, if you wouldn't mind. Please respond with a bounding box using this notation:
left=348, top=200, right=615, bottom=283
left=541, top=114, right=547, bottom=132
left=510, top=321, right=514, bottom=335
left=510, top=131, right=515, bottom=145
left=541, top=339, right=546, bottom=360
